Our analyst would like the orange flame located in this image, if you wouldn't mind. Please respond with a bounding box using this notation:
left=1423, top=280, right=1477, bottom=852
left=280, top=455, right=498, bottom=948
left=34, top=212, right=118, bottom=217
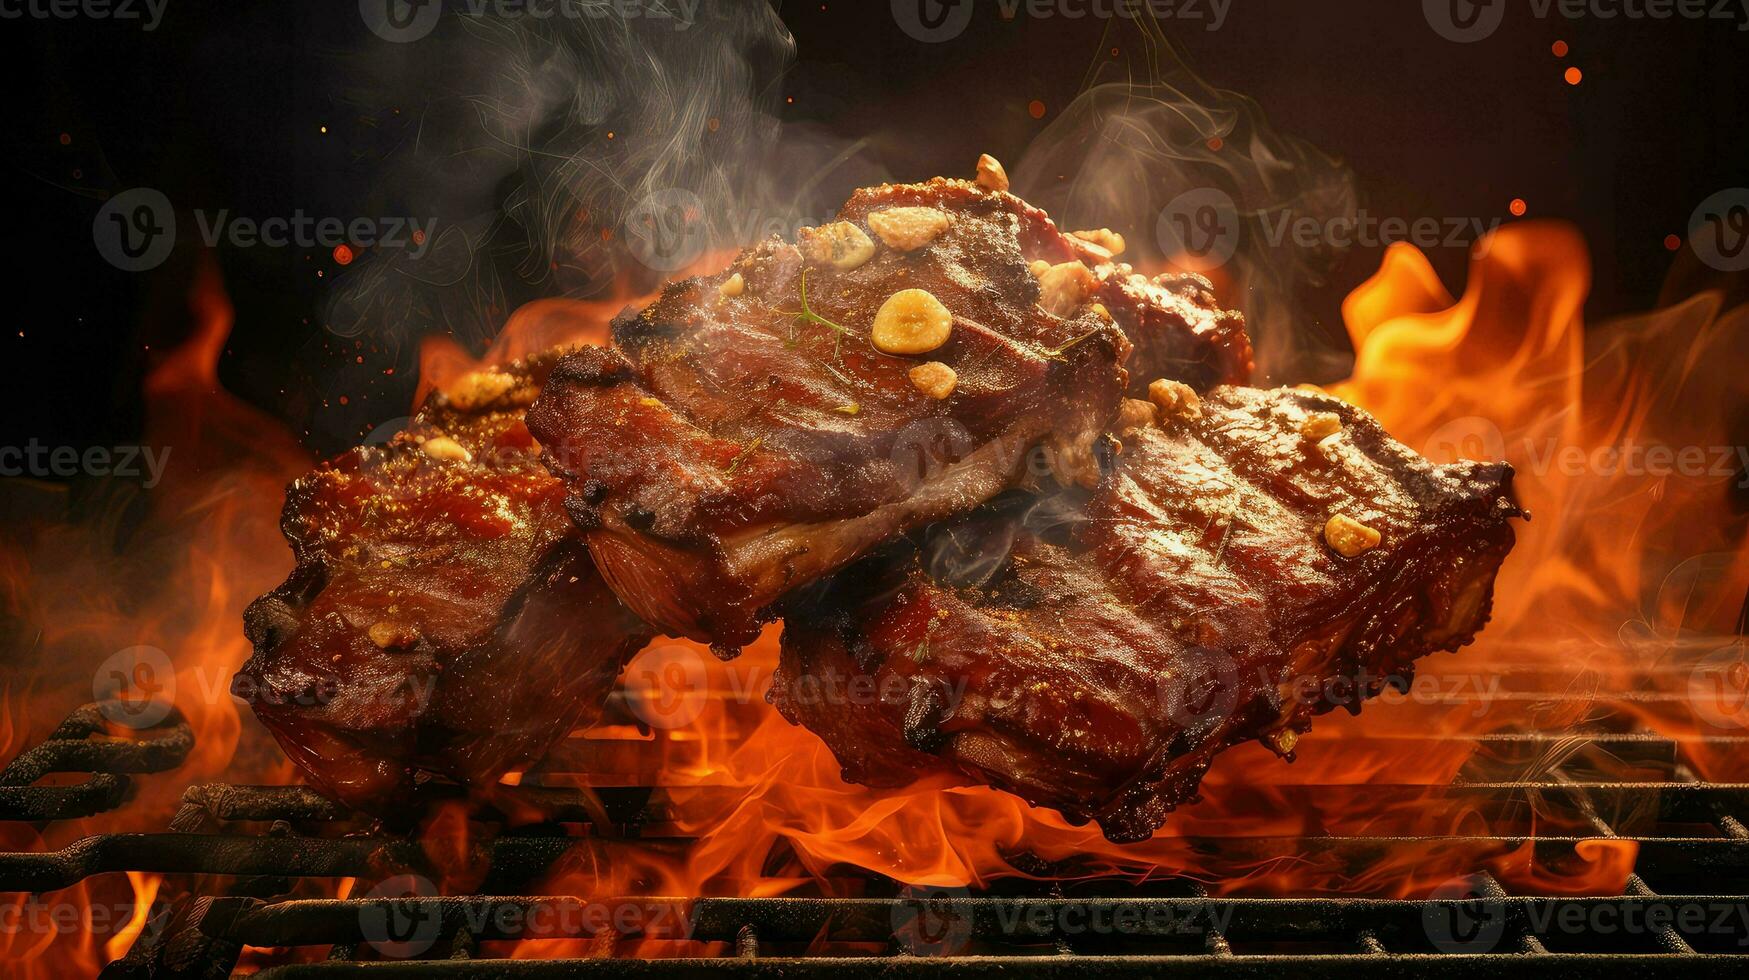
left=1, top=256, right=310, bottom=977
left=102, top=873, right=161, bottom=964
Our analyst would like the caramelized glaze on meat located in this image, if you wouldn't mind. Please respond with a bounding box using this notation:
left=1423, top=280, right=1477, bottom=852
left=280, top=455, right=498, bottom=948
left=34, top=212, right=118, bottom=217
left=773, top=386, right=1521, bottom=842
left=529, top=173, right=1249, bottom=652
left=236, top=353, right=651, bottom=811
left=1097, top=269, right=1252, bottom=394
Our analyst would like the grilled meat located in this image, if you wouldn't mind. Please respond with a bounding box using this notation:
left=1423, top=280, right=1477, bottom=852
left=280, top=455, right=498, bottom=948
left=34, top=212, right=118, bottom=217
left=1096, top=268, right=1252, bottom=395
left=236, top=353, right=652, bottom=811
left=529, top=168, right=1249, bottom=652
left=772, top=386, right=1521, bottom=842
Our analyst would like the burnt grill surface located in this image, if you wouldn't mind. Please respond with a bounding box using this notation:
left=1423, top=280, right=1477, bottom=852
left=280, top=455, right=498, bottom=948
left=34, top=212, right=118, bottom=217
left=4, top=696, right=1749, bottom=977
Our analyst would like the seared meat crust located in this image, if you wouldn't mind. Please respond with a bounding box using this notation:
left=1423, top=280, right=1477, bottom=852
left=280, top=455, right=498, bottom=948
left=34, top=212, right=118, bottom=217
left=1097, top=269, right=1252, bottom=395
left=773, top=386, right=1520, bottom=842
left=529, top=177, right=1248, bottom=651
left=237, top=353, right=652, bottom=811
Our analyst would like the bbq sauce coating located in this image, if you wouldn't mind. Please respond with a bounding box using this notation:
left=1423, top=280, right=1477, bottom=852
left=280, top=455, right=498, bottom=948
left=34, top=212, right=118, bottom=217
left=530, top=176, right=1249, bottom=651
left=237, top=352, right=652, bottom=812
left=773, top=386, right=1521, bottom=842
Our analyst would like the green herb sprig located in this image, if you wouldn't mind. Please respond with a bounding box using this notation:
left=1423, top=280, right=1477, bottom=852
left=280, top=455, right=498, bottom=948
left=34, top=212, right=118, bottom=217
left=1041, top=327, right=1104, bottom=361
left=782, top=268, right=858, bottom=360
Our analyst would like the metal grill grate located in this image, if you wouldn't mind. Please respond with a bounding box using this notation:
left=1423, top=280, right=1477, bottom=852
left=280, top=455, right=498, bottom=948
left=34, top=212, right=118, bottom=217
left=3, top=699, right=1749, bottom=977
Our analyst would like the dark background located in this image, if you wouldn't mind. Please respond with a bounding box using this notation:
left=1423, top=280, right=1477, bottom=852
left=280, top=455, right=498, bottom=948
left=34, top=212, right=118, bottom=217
left=2, top=0, right=1746, bottom=463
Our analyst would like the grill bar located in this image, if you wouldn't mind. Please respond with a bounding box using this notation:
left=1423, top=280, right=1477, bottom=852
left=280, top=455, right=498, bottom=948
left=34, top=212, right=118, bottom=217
left=239, top=956, right=1749, bottom=978
left=3, top=699, right=1748, bottom=976
left=0, top=833, right=588, bottom=893
left=105, top=893, right=1749, bottom=977
left=195, top=894, right=1749, bottom=945
left=5, top=833, right=1747, bottom=895
left=0, top=701, right=192, bottom=821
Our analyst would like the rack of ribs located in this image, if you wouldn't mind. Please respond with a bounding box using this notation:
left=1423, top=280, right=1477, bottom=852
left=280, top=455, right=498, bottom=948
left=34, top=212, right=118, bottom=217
left=772, top=385, right=1522, bottom=842
left=528, top=166, right=1251, bottom=653
left=236, top=352, right=652, bottom=812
